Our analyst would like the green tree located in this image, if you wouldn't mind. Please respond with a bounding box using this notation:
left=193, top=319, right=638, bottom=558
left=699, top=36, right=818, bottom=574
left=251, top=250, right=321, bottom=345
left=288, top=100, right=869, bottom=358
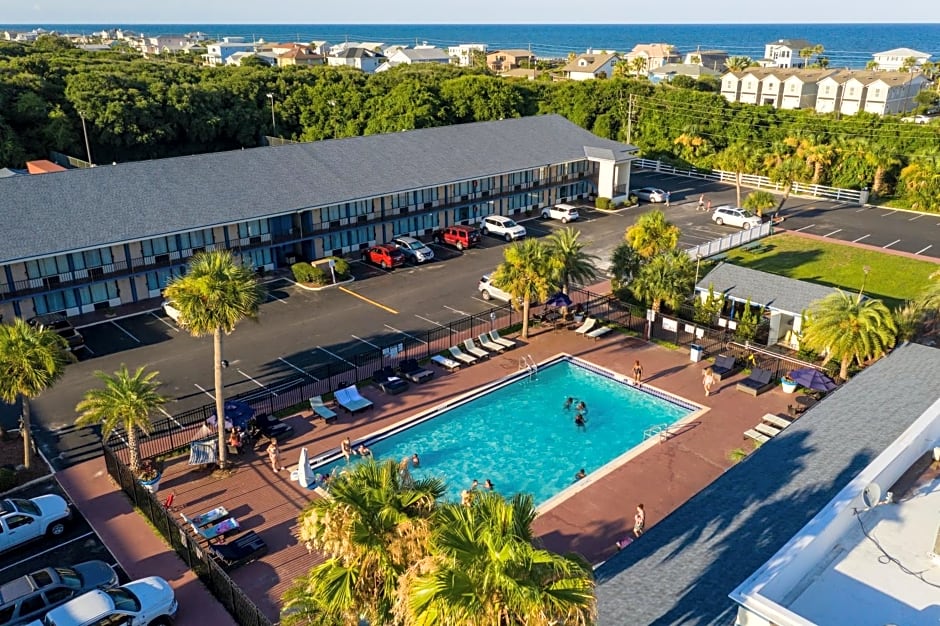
left=865, top=60, right=879, bottom=70
left=801, top=290, right=898, bottom=380
left=742, top=190, right=776, bottom=216
left=715, top=141, right=760, bottom=206
left=74, top=365, right=166, bottom=473
left=163, top=251, right=264, bottom=468
left=693, top=284, right=724, bottom=325
left=285, top=459, right=446, bottom=626
left=724, top=56, right=754, bottom=71
left=630, top=249, right=695, bottom=312
left=763, top=141, right=811, bottom=212
left=897, top=159, right=940, bottom=212
left=395, top=491, right=596, bottom=626
left=491, top=239, right=557, bottom=339
left=629, top=57, right=648, bottom=76
left=625, top=210, right=680, bottom=259
left=734, top=298, right=761, bottom=342
left=608, top=242, right=642, bottom=292
left=0, top=319, right=69, bottom=469
left=546, top=227, right=600, bottom=295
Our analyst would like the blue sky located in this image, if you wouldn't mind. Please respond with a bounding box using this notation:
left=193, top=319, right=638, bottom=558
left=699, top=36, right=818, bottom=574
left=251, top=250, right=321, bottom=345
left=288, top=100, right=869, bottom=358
left=4, top=1, right=935, bottom=24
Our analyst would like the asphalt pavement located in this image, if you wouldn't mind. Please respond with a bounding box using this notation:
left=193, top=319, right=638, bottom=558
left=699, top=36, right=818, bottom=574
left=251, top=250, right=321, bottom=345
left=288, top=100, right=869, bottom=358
left=19, top=173, right=940, bottom=469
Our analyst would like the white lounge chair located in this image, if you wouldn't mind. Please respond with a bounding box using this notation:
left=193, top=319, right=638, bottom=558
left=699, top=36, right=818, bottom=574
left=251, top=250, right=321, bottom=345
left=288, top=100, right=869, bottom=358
left=335, top=385, right=373, bottom=414
left=430, top=354, right=460, bottom=371
left=761, top=413, right=792, bottom=429
left=754, top=422, right=781, bottom=438
left=574, top=318, right=597, bottom=335
left=743, top=429, right=770, bottom=444
left=489, top=330, right=516, bottom=349
left=586, top=324, right=613, bottom=341
left=309, top=396, right=338, bottom=423
left=477, top=333, right=506, bottom=353
left=463, top=339, right=489, bottom=359
left=448, top=345, right=478, bottom=365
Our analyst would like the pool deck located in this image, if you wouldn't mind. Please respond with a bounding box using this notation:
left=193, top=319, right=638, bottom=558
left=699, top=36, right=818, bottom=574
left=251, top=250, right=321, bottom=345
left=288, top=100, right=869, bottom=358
left=80, top=329, right=794, bottom=621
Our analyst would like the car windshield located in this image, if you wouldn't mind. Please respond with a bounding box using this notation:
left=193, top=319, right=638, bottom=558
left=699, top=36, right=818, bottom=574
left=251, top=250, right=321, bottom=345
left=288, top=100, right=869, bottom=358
left=403, top=241, right=423, bottom=250
left=740, top=210, right=756, bottom=217
left=54, top=568, right=82, bottom=590
left=106, top=587, right=141, bottom=612
left=8, top=498, right=39, bottom=515
left=501, top=219, right=517, bottom=227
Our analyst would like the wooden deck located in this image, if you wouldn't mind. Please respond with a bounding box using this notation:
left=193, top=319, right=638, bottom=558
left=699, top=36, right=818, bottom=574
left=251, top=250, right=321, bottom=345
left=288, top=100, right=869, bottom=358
left=156, top=329, right=793, bottom=621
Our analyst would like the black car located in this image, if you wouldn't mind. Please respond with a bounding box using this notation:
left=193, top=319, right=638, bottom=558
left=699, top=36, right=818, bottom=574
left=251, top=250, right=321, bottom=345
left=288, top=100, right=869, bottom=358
left=0, top=561, right=118, bottom=626
left=26, top=314, right=85, bottom=352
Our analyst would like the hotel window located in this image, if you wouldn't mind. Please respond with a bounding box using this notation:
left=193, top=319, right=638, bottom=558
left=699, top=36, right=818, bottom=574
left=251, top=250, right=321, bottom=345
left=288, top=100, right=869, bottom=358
left=141, top=236, right=180, bottom=256
left=243, top=248, right=273, bottom=269
left=345, top=199, right=371, bottom=217
left=69, top=248, right=114, bottom=273
left=32, top=290, right=79, bottom=315
left=238, top=219, right=270, bottom=238
left=25, top=255, right=69, bottom=279
left=76, top=281, right=119, bottom=306
left=321, top=225, right=374, bottom=251
left=392, top=213, right=437, bottom=236
left=146, top=268, right=182, bottom=292
left=179, top=229, right=213, bottom=250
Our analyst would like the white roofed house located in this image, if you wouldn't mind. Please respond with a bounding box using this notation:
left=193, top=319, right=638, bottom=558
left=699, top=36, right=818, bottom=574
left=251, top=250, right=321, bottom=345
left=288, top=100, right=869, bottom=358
left=559, top=52, right=619, bottom=81
left=871, top=47, right=932, bottom=72
left=814, top=70, right=853, bottom=113
left=780, top=69, right=832, bottom=110
left=625, top=43, right=680, bottom=74
left=763, top=38, right=814, bottom=68
left=327, top=47, right=387, bottom=73
left=721, top=71, right=745, bottom=102
left=861, top=72, right=930, bottom=115
left=448, top=43, right=487, bottom=67
left=737, top=68, right=778, bottom=105
left=757, top=70, right=790, bottom=107
left=375, top=47, right=451, bottom=72
left=684, top=49, right=729, bottom=71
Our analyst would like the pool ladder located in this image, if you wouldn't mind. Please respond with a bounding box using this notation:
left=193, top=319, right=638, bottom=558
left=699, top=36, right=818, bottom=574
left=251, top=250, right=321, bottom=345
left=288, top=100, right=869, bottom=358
left=519, top=354, right=537, bottom=379
left=643, top=423, right=671, bottom=440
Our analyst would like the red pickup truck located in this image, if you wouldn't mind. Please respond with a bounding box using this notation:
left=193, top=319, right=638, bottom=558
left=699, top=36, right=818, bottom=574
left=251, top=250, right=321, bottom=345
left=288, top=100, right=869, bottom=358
left=432, top=225, right=482, bottom=251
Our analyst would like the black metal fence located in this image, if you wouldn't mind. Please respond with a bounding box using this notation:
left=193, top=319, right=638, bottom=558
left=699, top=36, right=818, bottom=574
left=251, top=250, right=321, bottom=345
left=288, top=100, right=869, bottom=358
left=102, top=444, right=273, bottom=626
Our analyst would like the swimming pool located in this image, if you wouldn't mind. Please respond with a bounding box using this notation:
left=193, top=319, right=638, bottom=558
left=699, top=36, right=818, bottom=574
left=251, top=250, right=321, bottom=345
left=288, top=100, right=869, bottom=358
left=315, top=356, right=697, bottom=506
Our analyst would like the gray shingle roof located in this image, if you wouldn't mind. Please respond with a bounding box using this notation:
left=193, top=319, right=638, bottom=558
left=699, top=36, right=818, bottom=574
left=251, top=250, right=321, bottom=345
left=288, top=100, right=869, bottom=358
left=595, top=342, right=940, bottom=625
left=0, top=115, right=633, bottom=265
left=696, top=263, right=837, bottom=315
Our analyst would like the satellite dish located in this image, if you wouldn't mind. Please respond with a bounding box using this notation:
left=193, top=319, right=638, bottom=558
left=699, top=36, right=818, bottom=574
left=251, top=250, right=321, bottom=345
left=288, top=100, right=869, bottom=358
left=863, top=483, right=882, bottom=508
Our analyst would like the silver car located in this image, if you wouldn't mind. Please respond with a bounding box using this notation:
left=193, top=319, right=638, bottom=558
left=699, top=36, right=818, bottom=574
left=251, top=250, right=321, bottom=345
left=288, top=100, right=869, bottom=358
left=391, top=236, right=434, bottom=264
left=631, top=187, right=667, bottom=202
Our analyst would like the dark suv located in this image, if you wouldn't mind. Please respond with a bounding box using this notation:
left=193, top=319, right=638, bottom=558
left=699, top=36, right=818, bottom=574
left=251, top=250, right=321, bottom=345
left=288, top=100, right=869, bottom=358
left=0, top=562, right=117, bottom=626
left=26, top=314, right=84, bottom=352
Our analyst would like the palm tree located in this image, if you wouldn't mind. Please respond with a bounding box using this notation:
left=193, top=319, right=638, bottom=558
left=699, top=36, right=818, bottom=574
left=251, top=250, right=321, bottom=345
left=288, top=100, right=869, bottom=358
left=724, top=56, right=753, bottom=72
left=625, top=210, right=680, bottom=259
left=75, top=365, right=166, bottom=473
left=799, top=47, right=814, bottom=68
left=163, top=250, right=264, bottom=469
left=608, top=242, right=642, bottom=292
left=396, top=491, right=595, bottom=626
left=801, top=290, right=898, bottom=380
left=546, top=227, right=600, bottom=295
left=0, top=319, right=69, bottom=469
left=491, top=239, right=557, bottom=339
left=629, top=56, right=647, bottom=76
left=285, top=459, right=446, bottom=626
left=715, top=141, right=760, bottom=206
left=865, top=60, right=879, bottom=71
left=629, top=250, right=696, bottom=312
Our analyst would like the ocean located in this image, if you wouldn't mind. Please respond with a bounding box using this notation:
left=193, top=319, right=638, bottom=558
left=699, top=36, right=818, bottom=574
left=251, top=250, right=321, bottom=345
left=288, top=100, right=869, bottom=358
left=2, top=23, right=939, bottom=68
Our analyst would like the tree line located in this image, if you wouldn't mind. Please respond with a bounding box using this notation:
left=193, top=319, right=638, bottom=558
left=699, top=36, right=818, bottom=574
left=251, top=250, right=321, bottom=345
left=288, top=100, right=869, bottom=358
left=2, top=37, right=940, bottom=210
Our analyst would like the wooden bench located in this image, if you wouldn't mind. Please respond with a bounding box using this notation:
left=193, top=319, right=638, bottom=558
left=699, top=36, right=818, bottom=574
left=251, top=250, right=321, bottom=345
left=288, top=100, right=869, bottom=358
left=761, top=413, right=792, bottom=429
left=754, top=423, right=782, bottom=438
left=743, top=429, right=770, bottom=444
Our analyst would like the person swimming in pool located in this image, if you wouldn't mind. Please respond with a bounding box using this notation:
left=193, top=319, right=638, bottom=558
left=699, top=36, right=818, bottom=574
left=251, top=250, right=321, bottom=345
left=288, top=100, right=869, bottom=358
left=575, top=468, right=587, bottom=481
left=574, top=413, right=587, bottom=430
left=563, top=396, right=575, bottom=410
left=576, top=400, right=587, bottom=413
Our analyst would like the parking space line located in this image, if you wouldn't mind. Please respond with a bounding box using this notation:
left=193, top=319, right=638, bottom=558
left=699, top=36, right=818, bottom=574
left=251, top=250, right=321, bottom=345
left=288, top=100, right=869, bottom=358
left=81, top=344, right=95, bottom=356
left=338, top=286, right=398, bottom=314
left=238, top=369, right=276, bottom=396
left=267, top=291, right=288, bottom=304
left=881, top=211, right=897, bottom=218
left=351, top=334, right=381, bottom=349
left=908, top=214, right=924, bottom=221
left=416, top=314, right=455, bottom=332
left=916, top=244, right=932, bottom=255
left=316, top=345, right=355, bottom=366
left=384, top=324, right=428, bottom=344
left=852, top=234, right=870, bottom=243
left=883, top=239, right=900, bottom=249
left=443, top=305, right=469, bottom=316
left=822, top=229, right=842, bottom=237
left=111, top=320, right=141, bottom=343
left=278, top=356, right=319, bottom=381
left=471, top=297, right=501, bottom=307
left=158, top=407, right=183, bottom=429
left=151, top=311, right=179, bottom=332
left=194, top=383, right=215, bottom=400
left=0, top=532, right=96, bottom=574
left=795, top=224, right=816, bottom=232
left=855, top=207, right=868, bottom=212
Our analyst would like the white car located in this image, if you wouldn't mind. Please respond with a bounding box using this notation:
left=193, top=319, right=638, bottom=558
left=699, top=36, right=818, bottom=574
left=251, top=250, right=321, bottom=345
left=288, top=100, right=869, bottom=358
left=631, top=187, right=667, bottom=202
left=0, top=496, right=71, bottom=554
left=540, top=204, right=579, bottom=223
left=391, top=236, right=434, bottom=263
left=477, top=274, right=513, bottom=302
left=480, top=215, right=526, bottom=241
left=161, top=301, right=184, bottom=327
left=31, top=576, right=177, bottom=626
left=711, top=206, right=763, bottom=230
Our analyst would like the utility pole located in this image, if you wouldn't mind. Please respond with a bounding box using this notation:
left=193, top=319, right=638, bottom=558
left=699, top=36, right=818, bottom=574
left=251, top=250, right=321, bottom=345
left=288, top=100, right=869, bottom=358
left=626, top=94, right=635, bottom=145
left=79, top=113, right=93, bottom=166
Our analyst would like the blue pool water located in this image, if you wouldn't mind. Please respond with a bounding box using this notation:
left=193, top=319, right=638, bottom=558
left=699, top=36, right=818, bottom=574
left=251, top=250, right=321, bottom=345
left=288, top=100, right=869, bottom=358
left=315, top=358, right=693, bottom=505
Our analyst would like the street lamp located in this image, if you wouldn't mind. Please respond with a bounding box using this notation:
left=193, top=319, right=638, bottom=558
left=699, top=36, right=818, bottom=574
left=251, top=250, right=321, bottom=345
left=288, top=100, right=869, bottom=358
left=79, top=112, right=94, bottom=166
left=266, top=93, right=276, bottom=136
left=858, top=265, right=871, bottom=303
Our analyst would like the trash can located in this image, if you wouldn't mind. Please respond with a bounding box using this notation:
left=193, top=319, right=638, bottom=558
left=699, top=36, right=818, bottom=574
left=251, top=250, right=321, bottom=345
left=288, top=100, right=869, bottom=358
left=690, top=344, right=704, bottom=363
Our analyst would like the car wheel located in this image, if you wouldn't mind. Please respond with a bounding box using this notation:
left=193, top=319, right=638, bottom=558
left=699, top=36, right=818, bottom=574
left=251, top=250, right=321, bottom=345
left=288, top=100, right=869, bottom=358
left=47, top=521, right=66, bottom=537
left=743, top=222, right=751, bottom=230
left=148, top=618, right=172, bottom=626
left=561, top=217, right=569, bottom=223
left=380, top=260, right=389, bottom=269
left=481, top=290, right=491, bottom=300
left=456, top=242, right=464, bottom=251
left=482, top=227, right=489, bottom=235
left=504, top=233, right=512, bottom=242
left=541, top=212, right=549, bottom=219
left=715, top=217, right=724, bottom=225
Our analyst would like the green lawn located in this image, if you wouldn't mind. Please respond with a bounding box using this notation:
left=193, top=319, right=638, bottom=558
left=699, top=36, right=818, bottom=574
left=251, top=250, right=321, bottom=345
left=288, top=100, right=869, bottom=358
left=722, top=234, right=938, bottom=308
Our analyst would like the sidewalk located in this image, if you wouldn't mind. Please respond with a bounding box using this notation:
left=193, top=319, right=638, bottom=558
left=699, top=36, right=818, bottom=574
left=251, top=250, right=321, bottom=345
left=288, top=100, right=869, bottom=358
left=56, top=458, right=237, bottom=626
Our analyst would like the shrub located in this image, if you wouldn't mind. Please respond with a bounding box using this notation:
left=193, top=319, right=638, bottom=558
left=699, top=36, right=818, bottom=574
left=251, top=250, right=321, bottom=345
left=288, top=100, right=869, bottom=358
left=595, top=196, right=611, bottom=209
left=742, top=190, right=776, bottom=216
left=309, top=266, right=327, bottom=284
left=329, top=256, right=350, bottom=277
left=291, top=262, right=317, bottom=283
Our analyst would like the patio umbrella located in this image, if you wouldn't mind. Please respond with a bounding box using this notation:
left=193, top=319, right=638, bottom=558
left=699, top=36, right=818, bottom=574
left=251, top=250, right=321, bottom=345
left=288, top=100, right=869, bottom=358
left=206, top=400, right=255, bottom=430
left=292, top=447, right=316, bottom=489
left=788, top=368, right=838, bottom=392
left=544, top=292, right=573, bottom=308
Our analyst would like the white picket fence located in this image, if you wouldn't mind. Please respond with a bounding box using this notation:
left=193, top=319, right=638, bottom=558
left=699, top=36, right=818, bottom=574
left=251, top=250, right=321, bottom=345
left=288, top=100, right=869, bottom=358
left=686, top=221, right=774, bottom=260
left=633, top=158, right=867, bottom=205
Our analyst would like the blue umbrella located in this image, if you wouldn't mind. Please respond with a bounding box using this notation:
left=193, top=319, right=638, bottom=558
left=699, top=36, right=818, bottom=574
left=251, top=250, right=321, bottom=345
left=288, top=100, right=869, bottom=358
left=788, top=368, right=837, bottom=392
left=206, top=400, right=255, bottom=430
left=544, top=292, right=573, bottom=308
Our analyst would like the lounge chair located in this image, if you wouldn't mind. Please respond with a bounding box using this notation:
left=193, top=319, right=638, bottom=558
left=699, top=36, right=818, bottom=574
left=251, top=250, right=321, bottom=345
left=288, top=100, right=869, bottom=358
left=254, top=413, right=294, bottom=441
left=448, top=345, right=478, bottom=365
left=373, top=366, right=409, bottom=395
left=182, top=506, right=228, bottom=531
left=489, top=330, right=516, bottom=349
left=199, top=517, right=240, bottom=543
left=754, top=423, right=782, bottom=438
left=477, top=333, right=506, bottom=353
left=736, top=368, right=775, bottom=396
left=710, top=355, right=741, bottom=381
left=399, top=358, right=434, bottom=383
left=209, top=530, right=268, bottom=570
left=586, top=324, right=613, bottom=341
left=430, top=354, right=460, bottom=371
left=309, top=396, right=338, bottom=423
left=335, top=385, right=374, bottom=414
left=761, top=413, right=792, bottom=429
left=463, top=338, right=490, bottom=359
left=574, top=318, right=597, bottom=335
left=743, top=429, right=770, bottom=444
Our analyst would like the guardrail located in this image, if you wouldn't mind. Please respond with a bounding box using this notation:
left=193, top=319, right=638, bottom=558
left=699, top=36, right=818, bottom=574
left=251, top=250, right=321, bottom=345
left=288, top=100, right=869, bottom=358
left=685, top=221, right=774, bottom=260
left=633, top=158, right=867, bottom=205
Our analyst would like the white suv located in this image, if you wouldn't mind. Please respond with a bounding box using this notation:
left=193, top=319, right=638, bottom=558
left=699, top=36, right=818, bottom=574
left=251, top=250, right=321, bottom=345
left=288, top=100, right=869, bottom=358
left=480, top=216, right=526, bottom=241
left=31, top=577, right=177, bottom=626
left=711, top=206, right=762, bottom=230
left=0, top=496, right=71, bottom=554
left=541, top=204, right=579, bottom=223
left=477, top=274, right=512, bottom=302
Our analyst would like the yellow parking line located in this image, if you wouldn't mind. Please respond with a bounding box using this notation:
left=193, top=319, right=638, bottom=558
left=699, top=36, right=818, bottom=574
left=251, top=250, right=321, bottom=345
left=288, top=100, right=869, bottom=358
left=338, top=287, right=398, bottom=314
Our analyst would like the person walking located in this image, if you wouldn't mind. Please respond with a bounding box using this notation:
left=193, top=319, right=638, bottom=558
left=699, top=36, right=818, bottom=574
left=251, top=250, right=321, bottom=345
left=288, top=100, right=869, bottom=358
left=697, top=194, right=705, bottom=211
left=634, top=503, right=646, bottom=537
left=633, top=360, right=643, bottom=385
left=706, top=198, right=712, bottom=212
left=702, top=367, right=716, bottom=397
left=267, top=441, right=285, bottom=473
left=664, top=190, right=671, bottom=207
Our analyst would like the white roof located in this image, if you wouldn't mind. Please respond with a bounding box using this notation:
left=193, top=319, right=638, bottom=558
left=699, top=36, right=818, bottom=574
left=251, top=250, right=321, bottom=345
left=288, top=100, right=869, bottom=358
left=873, top=47, right=931, bottom=58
